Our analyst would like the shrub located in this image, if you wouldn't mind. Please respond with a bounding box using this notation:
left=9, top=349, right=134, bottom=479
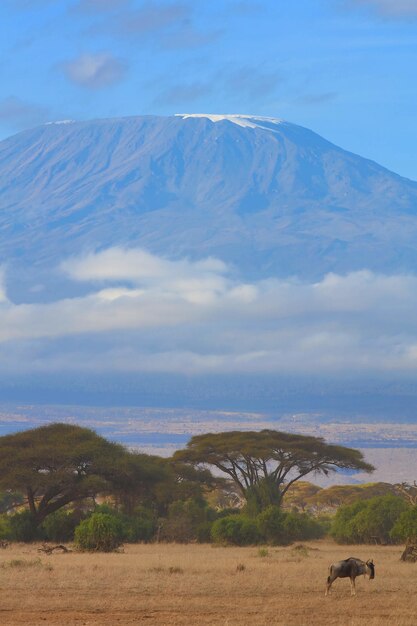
left=74, top=513, right=123, bottom=551
left=257, top=506, right=288, bottom=545
left=120, top=507, right=156, bottom=542
left=331, top=500, right=369, bottom=544
left=282, top=511, right=326, bottom=542
left=9, top=511, right=40, bottom=542
left=391, top=506, right=417, bottom=543
left=0, top=515, right=12, bottom=540
left=195, top=521, right=213, bottom=543
left=211, top=514, right=260, bottom=545
left=352, top=495, right=408, bottom=543
left=93, top=504, right=156, bottom=542
left=41, top=509, right=85, bottom=542
left=159, top=498, right=215, bottom=543
left=258, top=547, right=269, bottom=557
left=257, top=506, right=326, bottom=545
left=331, top=495, right=409, bottom=544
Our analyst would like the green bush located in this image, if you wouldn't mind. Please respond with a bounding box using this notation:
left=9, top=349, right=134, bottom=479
left=315, top=514, right=332, bottom=536
left=282, top=511, right=326, bottom=542
left=121, top=506, right=156, bottom=542
left=211, top=514, right=260, bottom=545
left=331, top=495, right=409, bottom=544
left=41, top=509, right=85, bottom=542
left=9, top=511, right=40, bottom=542
left=159, top=498, right=215, bottom=543
left=257, top=506, right=288, bottom=545
left=331, top=500, right=368, bottom=543
left=93, top=504, right=156, bottom=543
left=0, top=514, right=12, bottom=540
left=390, top=506, right=417, bottom=543
left=257, top=506, right=326, bottom=545
left=74, top=513, right=123, bottom=551
left=195, top=521, right=213, bottom=543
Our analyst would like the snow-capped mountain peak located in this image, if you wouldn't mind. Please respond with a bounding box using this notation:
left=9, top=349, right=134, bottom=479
left=175, top=113, right=284, bottom=130
left=1, top=113, right=417, bottom=301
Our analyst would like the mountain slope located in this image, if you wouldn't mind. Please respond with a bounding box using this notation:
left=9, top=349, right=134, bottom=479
left=1, top=113, right=417, bottom=298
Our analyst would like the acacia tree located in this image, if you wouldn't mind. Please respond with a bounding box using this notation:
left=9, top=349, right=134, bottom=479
left=0, top=423, right=160, bottom=528
left=173, top=430, right=374, bottom=512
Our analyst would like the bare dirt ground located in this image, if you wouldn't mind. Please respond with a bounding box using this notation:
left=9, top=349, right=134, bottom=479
left=0, top=540, right=416, bottom=625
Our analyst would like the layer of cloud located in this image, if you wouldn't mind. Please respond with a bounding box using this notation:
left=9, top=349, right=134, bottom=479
left=3, top=248, right=417, bottom=377
left=162, top=25, right=222, bottom=50
left=72, top=0, right=130, bottom=13
left=84, top=1, right=220, bottom=51
left=347, top=0, right=417, bottom=17
left=232, top=2, right=265, bottom=15
left=296, top=92, right=338, bottom=106
left=60, top=53, right=127, bottom=89
left=153, top=65, right=281, bottom=109
left=5, top=0, right=55, bottom=8
left=153, top=82, right=211, bottom=106
left=226, top=67, right=281, bottom=100
left=120, top=2, right=190, bottom=35
left=0, top=97, right=49, bottom=130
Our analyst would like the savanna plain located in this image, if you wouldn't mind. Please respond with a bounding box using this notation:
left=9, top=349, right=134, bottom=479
left=0, top=541, right=416, bottom=626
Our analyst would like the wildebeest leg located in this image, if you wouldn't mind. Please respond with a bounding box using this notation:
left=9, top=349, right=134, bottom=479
left=350, top=577, right=356, bottom=596
left=325, top=574, right=334, bottom=596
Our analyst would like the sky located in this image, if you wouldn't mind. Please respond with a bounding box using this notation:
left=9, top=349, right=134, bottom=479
left=1, top=0, right=417, bottom=179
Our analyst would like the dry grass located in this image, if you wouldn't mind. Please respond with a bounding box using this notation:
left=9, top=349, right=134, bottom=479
left=0, top=540, right=416, bottom=625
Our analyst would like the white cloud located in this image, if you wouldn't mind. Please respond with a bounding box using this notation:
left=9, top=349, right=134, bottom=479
left=62, top=248, right=229, bottom=304
left=3, top=248, right=417, bottom=376
left=61, top=53, right=127, bottom=89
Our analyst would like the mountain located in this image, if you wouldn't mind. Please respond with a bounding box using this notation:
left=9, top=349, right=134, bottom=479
left=1, top=113, right=417, bottom=299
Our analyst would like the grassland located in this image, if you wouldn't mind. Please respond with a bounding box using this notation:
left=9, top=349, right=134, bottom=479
left=0, top=541, right=416, bottom=625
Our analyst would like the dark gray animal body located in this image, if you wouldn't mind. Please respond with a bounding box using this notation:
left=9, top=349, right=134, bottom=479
left=325, top=557, right=375, bottom=596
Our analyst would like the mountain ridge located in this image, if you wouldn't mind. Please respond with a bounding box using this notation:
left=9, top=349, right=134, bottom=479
left=1, top=113, right=417, bottom=300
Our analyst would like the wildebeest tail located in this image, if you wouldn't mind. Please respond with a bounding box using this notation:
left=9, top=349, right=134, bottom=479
left=327, top=564, right=333, bottom=583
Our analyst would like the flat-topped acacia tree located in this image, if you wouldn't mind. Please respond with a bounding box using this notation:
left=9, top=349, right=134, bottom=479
left=0, top=423, right=163, bottom=528
left=173, top=430, right=374, bottom=512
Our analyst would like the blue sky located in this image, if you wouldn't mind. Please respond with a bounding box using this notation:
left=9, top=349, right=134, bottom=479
left=1, top=0, right=417, bottom=178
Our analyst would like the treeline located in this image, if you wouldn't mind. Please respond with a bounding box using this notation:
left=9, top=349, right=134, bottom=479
left=0, top=423, right=415, bottom=549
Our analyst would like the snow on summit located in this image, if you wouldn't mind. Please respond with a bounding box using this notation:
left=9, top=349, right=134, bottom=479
left=45, top=119, right=75, bottom=125
left=175, top=113, right=284, bottom=130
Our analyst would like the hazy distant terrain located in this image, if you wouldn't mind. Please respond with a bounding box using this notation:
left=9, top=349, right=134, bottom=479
left=0, top=403, right=415, bottom=483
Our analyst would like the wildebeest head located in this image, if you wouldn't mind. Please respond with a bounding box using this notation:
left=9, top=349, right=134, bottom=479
left=366, top=559, right=375, bottom=579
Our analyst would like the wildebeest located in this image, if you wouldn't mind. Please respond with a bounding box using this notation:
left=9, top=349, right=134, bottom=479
left=325, top=557, right=375, bottom=596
